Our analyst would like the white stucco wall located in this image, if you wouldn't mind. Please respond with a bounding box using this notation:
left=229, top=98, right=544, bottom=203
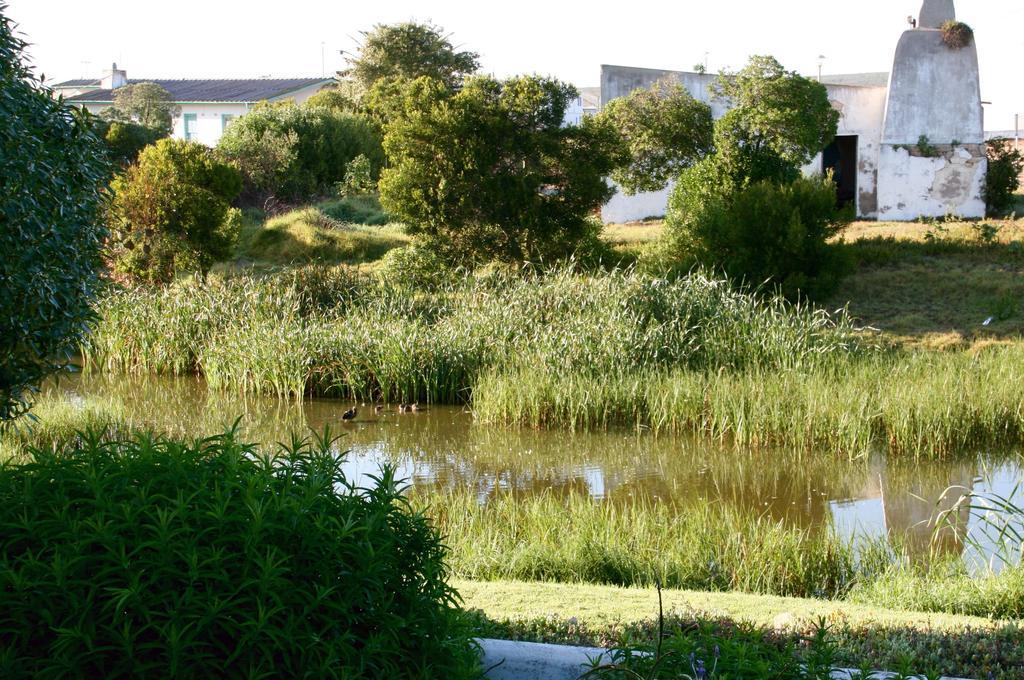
left=171, top=103, right=251, bottom=146
left=877, top=18, right=986, bottom=220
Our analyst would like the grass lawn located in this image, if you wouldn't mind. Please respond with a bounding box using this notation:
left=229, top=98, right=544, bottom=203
left=458, top=579, right=1023, bottom=678
left=455, top=578, right=1004, bottom=632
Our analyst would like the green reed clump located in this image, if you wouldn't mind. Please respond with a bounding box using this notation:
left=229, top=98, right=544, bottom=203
left=417, top=489, right=885, bottom=600
left=83, top=266, right=870, bottom=401
left=849, top=560, right=1024, bottom=620
left=0, top=430, right=478, bottom=679
left=475, top=345, right=1024, bottom=457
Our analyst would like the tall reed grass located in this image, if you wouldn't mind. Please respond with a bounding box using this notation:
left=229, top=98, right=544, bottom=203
left=81, top=266, right=1024, bottom=455
left=474, top=346, right=1024, bottom=457
left=415, top=489, right=890, bottom=600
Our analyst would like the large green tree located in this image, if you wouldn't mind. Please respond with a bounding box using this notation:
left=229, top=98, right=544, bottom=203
left=341, top=21, right=479, bottom=91
left=103, top=82, right=179, bottom=136
left=664, top=55, right=845, bottom=300
left=1, top=5, right=110, bottom=420
left=712, top=55, right=839, bottom=176
left=599, top=78, right=713, bottom=194
left=107, top=139, right=242, bottom=284
left=380, top=75, right=618, bottom=263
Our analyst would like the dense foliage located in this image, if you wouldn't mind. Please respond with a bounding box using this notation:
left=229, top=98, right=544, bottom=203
left=216, top=103, right=384, bottom=202
left=667, top=173, right=852, bottom=299
left=984, top=137, right=1024, bottom=215
left=380, top=75, right=618, bottom=263
left=341, top=21, right=479, bottom=91
left=98, top=119, right=165, bottom=166
left=102, top=82, right=179, bottom=136
left=711, top=56, right=839, bottom=171
left=0, top=5, right=110, bottom=420
left=0, top=431, right=478, bottom=678
left=665, top=56, right=843, bottom=299
left=107, top=139, right=242, bottom=284
left=599, top=78, right=713, bottom=194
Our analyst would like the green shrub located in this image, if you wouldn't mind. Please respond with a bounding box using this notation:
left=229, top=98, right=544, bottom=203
left=107, top=139, right=242, bottom=284
left=99, top=120, right=165, bottom=166
left=666, top=172, right=852, bottom=300
left=375, top=244, right=458, bottom=292
left=985, top=137, right=1024, bottom=216
left=338, top=153, right=376, bottom=196
left=320, top=194, right=392, bottom=225
left=217, top=103, right=384, bottom=202
left=0, top=431, right=478, bottom=678
left=598, top=78, right=713, bottom=194
left=379, top=75, right=619, bottom=264
left=0, top=6, right=110, bottom=420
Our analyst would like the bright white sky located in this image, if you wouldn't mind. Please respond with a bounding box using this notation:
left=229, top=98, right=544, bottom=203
left=7, top=0, right=1024, bottom=130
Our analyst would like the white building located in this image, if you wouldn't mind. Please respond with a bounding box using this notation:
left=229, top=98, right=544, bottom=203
left=54, top=64, right=333, bottom=147
left=600, top=0, right=986, bottom=223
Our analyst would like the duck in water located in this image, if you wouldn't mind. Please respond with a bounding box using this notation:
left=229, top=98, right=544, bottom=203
left=342, top=407, right=357, bottom=421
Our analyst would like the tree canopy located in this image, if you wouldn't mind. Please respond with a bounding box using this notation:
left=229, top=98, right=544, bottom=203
left=599, top=78, right=714, bottom=194
left=103, top=82, right=180, bottom=137
left=379, top=75, right=617, bottom=263
left=107, top=139, right=242, bottom=284
left=341, top=21, right=479, bottom=92
left=1, top=5, right=110, bottom=419
left=713, top=55, right=839, bottom=172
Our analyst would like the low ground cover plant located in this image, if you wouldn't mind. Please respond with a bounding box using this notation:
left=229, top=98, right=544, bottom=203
left=0, top=430, right=478, bottom=678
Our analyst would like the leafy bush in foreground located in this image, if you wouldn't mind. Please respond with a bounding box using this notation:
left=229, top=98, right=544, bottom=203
left=985, top=137, right=1024, bottom=216
left=0, top=431, right=477, bottom=678
left=0, top=5, right=109, bottom=420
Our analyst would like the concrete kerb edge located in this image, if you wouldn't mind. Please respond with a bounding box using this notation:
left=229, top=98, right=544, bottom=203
left=476, top=638, right=976, bottom=680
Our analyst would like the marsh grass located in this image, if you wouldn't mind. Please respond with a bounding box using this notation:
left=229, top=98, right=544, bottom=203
left=416, top=489, right=891, bottom=600
left=82, top=265, right=1024, bottom=455
left=475, top=346, right=1024, bottom=457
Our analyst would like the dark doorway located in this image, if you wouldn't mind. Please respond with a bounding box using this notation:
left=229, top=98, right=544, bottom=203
left=821, top=135, right=858, bottom=208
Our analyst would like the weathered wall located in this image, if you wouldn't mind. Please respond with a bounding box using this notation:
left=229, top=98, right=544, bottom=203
left=877, top=23, right=986, bottom=219
left=802, top=84, right=888, bottom=218
left=877, top=144, right=986, bottom=221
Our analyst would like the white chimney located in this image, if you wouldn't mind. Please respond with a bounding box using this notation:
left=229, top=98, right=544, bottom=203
left=100, top=62, right=128, bottom=90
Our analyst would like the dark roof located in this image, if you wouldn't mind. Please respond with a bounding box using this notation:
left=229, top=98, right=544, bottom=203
left=64, top=78, right=332, bottom=103
left=54, top=79, right=100, bottom=88
left=818, top=72, right=890, bottom=88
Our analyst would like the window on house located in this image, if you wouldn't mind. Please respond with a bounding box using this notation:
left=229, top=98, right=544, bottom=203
left=183, top=113, right=198, bottom=141
left=221, top=114, right=235, bottom=131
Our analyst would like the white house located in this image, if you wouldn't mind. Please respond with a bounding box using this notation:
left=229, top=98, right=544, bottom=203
left=54, top=64, right=333, bottom=147
left=599, top=0, right=986, bottom=223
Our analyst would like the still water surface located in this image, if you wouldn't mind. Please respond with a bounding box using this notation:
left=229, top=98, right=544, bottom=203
left=49, top=373, right=1023, bottom=566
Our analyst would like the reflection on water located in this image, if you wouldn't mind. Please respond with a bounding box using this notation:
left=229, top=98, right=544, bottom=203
left=43, top=373, right=1024, bottom=566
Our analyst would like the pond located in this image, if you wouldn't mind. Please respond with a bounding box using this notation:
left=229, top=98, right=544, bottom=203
left=41, top=373, right=1024, bottom=568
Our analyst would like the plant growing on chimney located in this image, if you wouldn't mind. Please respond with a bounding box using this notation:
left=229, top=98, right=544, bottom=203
left=940, top=21, right=974, bottom=50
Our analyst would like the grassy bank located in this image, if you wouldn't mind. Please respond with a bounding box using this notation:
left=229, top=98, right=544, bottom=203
left=420, top=489, right=1024, bottom=620
left=79, top=263, right=1024, bottom=456
left=459, top=579, right=1023, bottom=679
